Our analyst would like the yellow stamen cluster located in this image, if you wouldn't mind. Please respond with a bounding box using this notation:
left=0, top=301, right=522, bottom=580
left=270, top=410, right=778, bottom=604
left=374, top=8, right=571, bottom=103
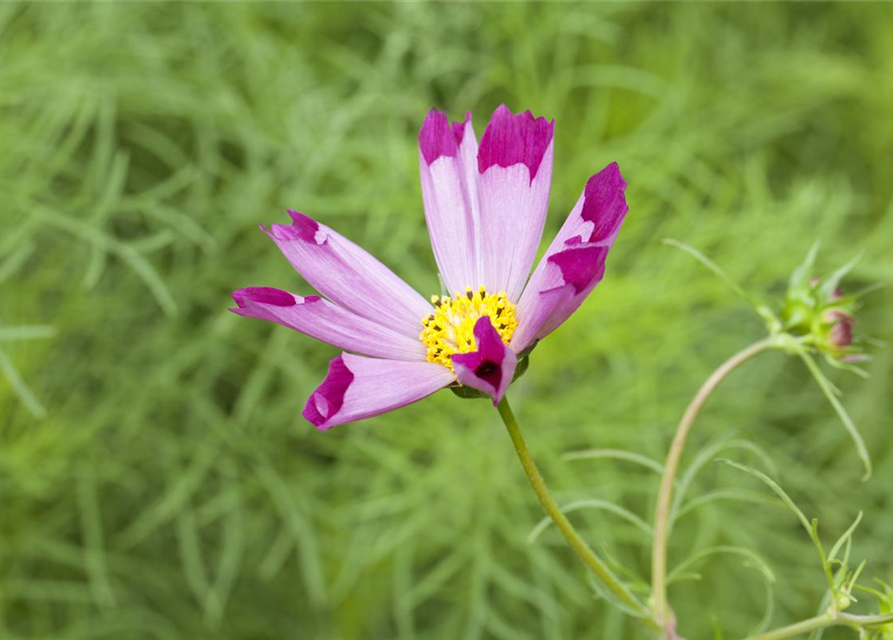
left=420, top=286, right=518, bottom=370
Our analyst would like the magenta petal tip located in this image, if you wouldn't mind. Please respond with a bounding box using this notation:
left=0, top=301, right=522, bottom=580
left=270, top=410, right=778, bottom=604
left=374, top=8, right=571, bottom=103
left=303, top=355, right=354, bottom=430
left=232, top=286, right=296, bottom=308
left=419, top=109, right=460, bottom=165
left=581, top=163, right=629, bottom=243
left=477, top=104, right=555, bottom=180
left=268, top=210, right=321, bottom=243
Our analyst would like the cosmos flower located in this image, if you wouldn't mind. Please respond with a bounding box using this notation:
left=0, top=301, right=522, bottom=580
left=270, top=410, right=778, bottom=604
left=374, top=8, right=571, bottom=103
left=231, top=105, right=629, bottom=430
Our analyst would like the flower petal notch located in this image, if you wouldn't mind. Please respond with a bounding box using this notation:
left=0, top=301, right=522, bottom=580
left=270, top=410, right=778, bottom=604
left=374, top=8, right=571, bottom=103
left=451, top=316, right=518, bottom=406
left=303, top=354, right=455, bottom=430
left=419, top=108, right=463, bottom=165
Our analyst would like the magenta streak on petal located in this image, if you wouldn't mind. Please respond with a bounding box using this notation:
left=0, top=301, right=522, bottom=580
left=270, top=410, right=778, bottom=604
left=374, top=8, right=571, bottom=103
left=581, top=162, right=629, bottom=243
left=232, top=287, right=296, bottom=307
left=451, top=317, right=517, bottom=405
left=477, top=104, right=555, bottom=181
left=451, top=317, right=505, bottom=392
left=303, top=355, right=354, bottom=429
left=419, top=109, right=459, bottom=165
left=547, top=245, right=609, bottom=295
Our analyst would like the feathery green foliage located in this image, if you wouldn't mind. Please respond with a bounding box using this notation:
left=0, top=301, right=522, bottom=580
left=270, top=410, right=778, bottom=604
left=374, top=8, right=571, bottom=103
left=1, top=3, right=892, bottom=639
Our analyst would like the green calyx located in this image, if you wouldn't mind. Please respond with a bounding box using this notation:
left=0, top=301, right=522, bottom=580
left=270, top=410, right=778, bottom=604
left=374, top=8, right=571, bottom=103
left=780, top=243, right=867, bottom=369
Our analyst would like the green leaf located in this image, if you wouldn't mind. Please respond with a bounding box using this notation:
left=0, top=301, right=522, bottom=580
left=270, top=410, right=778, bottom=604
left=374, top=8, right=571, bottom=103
left=718, top=458, right=834, bottom=591
left=818, top=253, right=862, bottom=302
left=0, top=325, right=57, bottom=342
left=828, top=511, right=863, bottom=564
left=662, top=238, right=768, bottom=316
left=0, top=346, right=46, bottom=418
left=671, top=437, right=778, bottom=527
left=586, top=574, right=651, bottom=619
left=527, top=499, right=651, bottom=544
left=667, top=545, right=776, bottom=585
left=789, top=241, right=821, bottom=295
left=667, top=545, right=776, bottom=636
left=796, top=347, right=872, bottom=480
left=712, top=617, right=726, bottom=640
left=562, top=448, right=664, bottom=474
left=675, top=489, right=781, bottom=522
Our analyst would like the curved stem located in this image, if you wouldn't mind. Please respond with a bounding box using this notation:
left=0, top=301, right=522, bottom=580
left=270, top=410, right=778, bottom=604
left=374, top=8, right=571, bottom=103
left=744, top=614, right=834, bottom=640
left=651, top=337, right=776, bottom=630
left=497, top=397, right=658, bottom=630
left=745, top=611, right=893, bottom=640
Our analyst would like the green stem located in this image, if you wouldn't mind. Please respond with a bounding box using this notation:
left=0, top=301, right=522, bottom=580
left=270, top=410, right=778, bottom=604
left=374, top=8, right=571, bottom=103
left=745, top=614, right=834, bottom=640
left=651, top=337, right=777, bottom=630
left=496, top=397, right=658, bottom=630
left=745, top=611, right=893, bottom=640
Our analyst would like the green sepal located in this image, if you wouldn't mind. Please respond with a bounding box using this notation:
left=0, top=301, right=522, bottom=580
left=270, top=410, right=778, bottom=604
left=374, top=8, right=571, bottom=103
left=818, top=253, right=862, bottom=302
left=513, top=352, right=531, bottom=381
left=449, top=384, right=489, bottom=400
left=787, top=240, right=821, bottom=300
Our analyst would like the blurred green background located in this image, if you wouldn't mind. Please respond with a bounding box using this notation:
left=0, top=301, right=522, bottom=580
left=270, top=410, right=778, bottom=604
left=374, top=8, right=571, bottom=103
left=1, top=3, right=892, bottom=639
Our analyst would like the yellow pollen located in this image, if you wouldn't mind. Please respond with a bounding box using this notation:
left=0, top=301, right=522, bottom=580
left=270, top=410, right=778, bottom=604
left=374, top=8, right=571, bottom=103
left=420, top=286, right=518, bottom=370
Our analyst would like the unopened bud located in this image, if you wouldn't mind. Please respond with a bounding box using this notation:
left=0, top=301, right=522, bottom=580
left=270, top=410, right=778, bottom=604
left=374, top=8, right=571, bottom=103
left=825, top=310, right=854, bottom=349
left=783, top=249, right=869, bottom=365
left=835, top=592, right=854, bottom=611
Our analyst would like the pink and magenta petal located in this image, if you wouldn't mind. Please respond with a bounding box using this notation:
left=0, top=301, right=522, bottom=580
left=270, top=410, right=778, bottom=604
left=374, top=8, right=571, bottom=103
left=547, top=245, right=610, bottom=295
left=477, top=105, right=554, bottom=181
left=512, top=163, right=629, bottom=352
left=264, top=210, right=432, bottom=338
left=303, top=354, right=456, bottom=430
left=477, top=105, right=555, bottom=301
left=419, top=108, right=461, bottom=165
left=302, top=354, right=353, bottom=428
left=233, top=286, right=299, bottom=307
left=451, top=317, right=518, bottom=406
left=231, top=287, right=427, bottom=361
left=419, top=110, right=482, bottom=293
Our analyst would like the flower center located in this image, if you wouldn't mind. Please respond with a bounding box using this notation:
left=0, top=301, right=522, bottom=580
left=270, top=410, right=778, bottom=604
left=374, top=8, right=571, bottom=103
left=420, top=286, right=518, bottom=370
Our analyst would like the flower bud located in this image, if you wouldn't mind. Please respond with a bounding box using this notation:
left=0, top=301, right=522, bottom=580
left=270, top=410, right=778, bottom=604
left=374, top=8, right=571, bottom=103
left=825, top=309, right=853, bottom=349
left=834, top=591, right=854, bottom=611
left=782, top=249, right=866, bottom=365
